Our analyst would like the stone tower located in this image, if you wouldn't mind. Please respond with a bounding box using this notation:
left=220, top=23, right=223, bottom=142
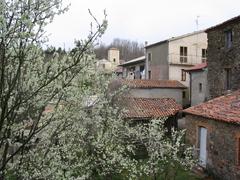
left=108, top=48, right=120, bottom=66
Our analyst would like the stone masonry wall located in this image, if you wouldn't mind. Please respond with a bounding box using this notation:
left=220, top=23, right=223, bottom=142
left=185, top=115, right=240, bottom=180
left=207, top=21, right=240, bottom=98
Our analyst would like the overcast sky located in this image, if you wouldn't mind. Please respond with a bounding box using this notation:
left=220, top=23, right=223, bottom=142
left=45, top=0, right=240, bottom=49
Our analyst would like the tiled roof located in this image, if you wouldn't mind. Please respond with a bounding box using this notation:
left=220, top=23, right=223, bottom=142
left=121, top=79, right=187, bottom=89
left=184, top=63, right=207, bottom=72
left=183, top=90, right=240, bottom=124
left=120, top=97, right=182, bottom=119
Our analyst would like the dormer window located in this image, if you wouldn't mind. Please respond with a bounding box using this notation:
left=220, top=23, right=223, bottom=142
left=225, top=30, right=233, bottom=48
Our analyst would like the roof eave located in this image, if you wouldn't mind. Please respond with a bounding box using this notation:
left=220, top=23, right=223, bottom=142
left=206, top=15, right=240, bottom=33
left=183, top=111, right=240, bottom=126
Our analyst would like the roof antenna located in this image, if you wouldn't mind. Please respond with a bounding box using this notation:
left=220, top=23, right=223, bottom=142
left=195, top=15, right=200, bottom=31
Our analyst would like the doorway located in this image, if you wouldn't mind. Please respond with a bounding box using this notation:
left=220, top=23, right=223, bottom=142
left=199, top=127, right=207, bottom=167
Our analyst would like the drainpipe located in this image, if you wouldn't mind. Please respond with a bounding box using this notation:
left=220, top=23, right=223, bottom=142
left=189, top=72, right=192, bottom=106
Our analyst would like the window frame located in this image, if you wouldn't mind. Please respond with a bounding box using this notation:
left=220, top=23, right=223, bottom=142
left=182, top=91, right=186, bottom=99
left=224, top=68, right=231, bottom=90
left=181, top=69, right=186, bottom=81
left=202, top=49, right=207, bottom=63
left=180, top=46, right=188, bottom=63
left=199, top=83, right=203, bottom=93
left=148, top=71, right=151, bottom=79
left=225, top=30, right=233, bottom=49
left=148, top=52, right=152, bottom=61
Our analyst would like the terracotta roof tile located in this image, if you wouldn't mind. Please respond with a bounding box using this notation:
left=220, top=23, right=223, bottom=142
left=120, top=97, right=182, bottom=119
left=183, top=90, right=240, bottom=124
left=121, top=79, right=187, bottom=89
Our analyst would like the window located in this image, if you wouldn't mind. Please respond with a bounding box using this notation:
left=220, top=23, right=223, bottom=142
left=225, top=30, right=233, bottom=48
left=181, top=69, right=186, bottom=81
left=180, top=46, right=188, bottom=63
left=202, top=49, right=207, bottom=63
left=140, top=65, right=145, bottom=79
left=148, top=71, right=151, bottom=79
left=225, top=68, right=231, bottom=90
left=113, top=58, right=116, bottom=63
left=182, top=91, right=186, bottom=99
left=148, top=53, right=152, bottom=61
left=199, top=83, right=202, bottom=93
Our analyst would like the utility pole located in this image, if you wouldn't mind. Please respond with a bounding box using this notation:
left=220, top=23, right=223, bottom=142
left=195, top=15, right=200, bottom=31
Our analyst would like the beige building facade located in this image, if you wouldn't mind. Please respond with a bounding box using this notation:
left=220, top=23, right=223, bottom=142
left=145, top=31, right=208, bottom=106
left=96, top=48, right=120, bottom=72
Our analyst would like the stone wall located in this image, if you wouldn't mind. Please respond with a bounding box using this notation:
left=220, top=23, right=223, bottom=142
left=185, top=114, right=240, bottom=180
left=207, top=21, right=240, bottom=98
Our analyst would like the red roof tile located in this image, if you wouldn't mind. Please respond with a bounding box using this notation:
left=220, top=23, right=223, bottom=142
left=183, top=90, right=240, bottom=124
left=184, top=63, right=207, bottom=72
left=121, top=79, right=187, bottom=89
left=120, top=97, right=182, bottom=119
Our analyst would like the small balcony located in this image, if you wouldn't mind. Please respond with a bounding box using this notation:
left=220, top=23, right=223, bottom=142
left=168, top=54, right=206, bottom=65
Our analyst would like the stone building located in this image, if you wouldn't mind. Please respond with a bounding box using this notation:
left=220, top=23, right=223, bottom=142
left=183, top=90, right=240, bottom=180
left=206, top=15, right=240, bottom=98
left=96, top=48, right=121, bottom=73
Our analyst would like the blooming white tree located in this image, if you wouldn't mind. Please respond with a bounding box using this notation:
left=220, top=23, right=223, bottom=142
left=134, top=120, right=195, bottom=180
left=0, top=0, right=195, bottom=179
left=0, top=0, right=107, bottom=178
